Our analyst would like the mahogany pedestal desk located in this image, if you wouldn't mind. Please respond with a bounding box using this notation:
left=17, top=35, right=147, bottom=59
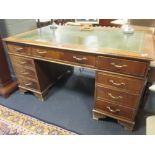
left=3, top=26, right=155, bottom=130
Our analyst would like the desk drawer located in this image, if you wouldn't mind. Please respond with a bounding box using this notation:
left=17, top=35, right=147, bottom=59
left=95, top=99, right=135, bottom=121
left=11, top=55, right=34, bottom=69
left=7, top=44, right=31, bottom=55
left=14, top=66, right=37, bottom=80
left=61, top=52, right=96, bottom=67
left=18, top=77, right=39, bottom=91
left=31, top=47, right=96, bottom=68
left=96, top=56, right=148, bottom=77
left=96, top=85, right=139, bottom=108
left=32, top=47, right=62, bottom=60
left=96, top=72, right=144, bottom=94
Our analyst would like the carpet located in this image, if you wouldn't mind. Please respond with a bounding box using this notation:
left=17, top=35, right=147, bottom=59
left=0, top=104, right=76, bottom=135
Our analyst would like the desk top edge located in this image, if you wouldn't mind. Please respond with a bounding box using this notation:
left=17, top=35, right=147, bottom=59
left=3, top=26, right=155, bottom=61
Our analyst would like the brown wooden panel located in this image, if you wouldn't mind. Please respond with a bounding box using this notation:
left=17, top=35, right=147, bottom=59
left=7, top=43, right=31, bottom=55
left=34, top=60, right=71, bottom=91
left=18, top=76, right=40, bottom=91
left=96, top=56, right=148, bottom=77
left=96, top=71, right=145, bottom=94
left=10, top=55, right=34, bottom=69
left=14, top=66, right=37, bottom=81
left=95, top=99, right=136, bottom=121
left=96, top=85, right=140, bottom=108
left=31, top=47, right=62, bottom=60
left=32, top=46, right=96, bottom=68
left=61, top=51, right=96, bottom=67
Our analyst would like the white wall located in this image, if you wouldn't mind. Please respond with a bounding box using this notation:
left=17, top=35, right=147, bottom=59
left=0, top=19, right=37, bottom=37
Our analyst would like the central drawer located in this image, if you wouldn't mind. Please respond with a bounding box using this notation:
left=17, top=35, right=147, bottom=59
left=61, top=52, right=96, bottom=67
left=95, top=99, right=136, bottom=121
left=96, top=85, right=139, bottom=108
left=96, top=56, right=148, bottom=77
left=32, top=46, right=96, bottom=68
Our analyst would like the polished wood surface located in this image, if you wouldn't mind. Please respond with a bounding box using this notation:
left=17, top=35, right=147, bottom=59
left=10, top=54, right=71, bottom=101
left=97, top=56, right=149, bottom=77
left=11, top=55, right=35, bottom=68
left=95, top=99, right=136, bottom=121
left=0, top=34, right=17, bottom=98
left=96, top=85, right=140, bottom=108
left=3, top=25, right=155, bottom=130
left=14, top=66, right=37, bottom=80
left=96, top=72, right=145, bottom=94
left=7, top=43, right=29, bottom=54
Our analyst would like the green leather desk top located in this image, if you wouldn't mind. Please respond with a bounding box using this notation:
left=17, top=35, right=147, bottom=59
left=18, top=26, right=145, bottom=53
left=4, top=26, right=155, bottom=60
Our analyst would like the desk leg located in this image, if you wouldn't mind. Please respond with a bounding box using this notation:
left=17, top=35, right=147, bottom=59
left=34, top=91, right=48, bottom=102
left=19, top=87, right=47, bottom=102
left=93, top=110, right=107, bottom=120
left=19, top=87, right=27, bottom=94
left=118, top=120, right=135, bottom=131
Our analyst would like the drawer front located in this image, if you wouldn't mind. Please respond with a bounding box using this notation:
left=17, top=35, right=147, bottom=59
left=61, top=52, right=96, bottom=67
left=97, top=56, right=148, bottom=77
left=96, top=85, right=139, bottom=108
left=32, top=47, right=96, bottom=68
left=14, top=66, right=37, bottom=80
left=10, top=55, right=34, bottom=68
left=96, top=72, right=144, bottom=94
left=32, top=47, right=62, bottom=60
left=18, top=77, right=39, bottom=91
left=95, top=99, right=135, bottom=121
left=7, top=44, right=31, bottom=55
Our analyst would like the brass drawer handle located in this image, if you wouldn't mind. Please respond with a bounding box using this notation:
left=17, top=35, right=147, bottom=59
left=73, top=56, right=87, bottom=61
left=106, top=106, right=120, bottom=113
left=21, top=72, right=29, bottom=75
left=37, top=51, right=47, bottom=54
left=111, top=62, right=127, bottom=68
left=108, top=93, right=122, bottom=99
left=14, top=47, right=23, bottom=52
left=109, top=80, right=125, bottom=86
left=25, top=82, right=32, bottom=86
left=20, top=61, right=27, bottom=65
